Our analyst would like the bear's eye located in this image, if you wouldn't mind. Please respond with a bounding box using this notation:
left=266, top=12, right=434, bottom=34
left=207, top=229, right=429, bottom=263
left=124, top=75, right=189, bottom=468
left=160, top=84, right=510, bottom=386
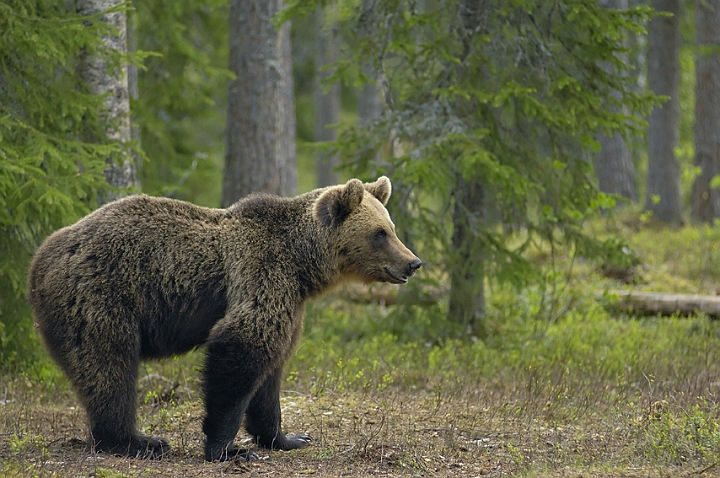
left=375, top=229, right=387, bottom=240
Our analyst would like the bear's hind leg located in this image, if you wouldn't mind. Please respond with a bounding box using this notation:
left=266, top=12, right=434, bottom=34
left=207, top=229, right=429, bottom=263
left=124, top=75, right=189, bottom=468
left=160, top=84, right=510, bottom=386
left=84, top=365, right=170, bottom=458
left=67, top=322, right=169, bottom=459
left=245, top=368, right=311, bottom=450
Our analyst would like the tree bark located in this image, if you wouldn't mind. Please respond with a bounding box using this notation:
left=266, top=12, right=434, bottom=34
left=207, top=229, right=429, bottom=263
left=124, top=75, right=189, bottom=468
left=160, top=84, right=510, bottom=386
left=596, top=0, right=636, bottom=205
left=597, top=131, right=636, bottom=202
left=644, top=0, right=682, bottom=224
left=222, top=0, right=297, bottom=206
left=691, top=0, right=720, bottom=223
left=314, top=10, right=341, bottom=187
left=126, top=6, right=142, bottom=186
left=76, top=0, right=138, bottom=200
left=357, top=0, right=383, bottom=124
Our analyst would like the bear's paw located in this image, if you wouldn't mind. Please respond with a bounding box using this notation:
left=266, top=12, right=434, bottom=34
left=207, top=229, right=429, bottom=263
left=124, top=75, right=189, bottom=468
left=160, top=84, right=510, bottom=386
left=95, top=434, right=170, bottom=459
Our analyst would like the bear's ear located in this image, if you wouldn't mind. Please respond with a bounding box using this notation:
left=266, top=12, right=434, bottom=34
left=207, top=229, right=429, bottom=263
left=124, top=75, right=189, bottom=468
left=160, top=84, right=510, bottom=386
left=364, top=176, right=392, bottom=205
left=314, top=178, right=365, bottom=227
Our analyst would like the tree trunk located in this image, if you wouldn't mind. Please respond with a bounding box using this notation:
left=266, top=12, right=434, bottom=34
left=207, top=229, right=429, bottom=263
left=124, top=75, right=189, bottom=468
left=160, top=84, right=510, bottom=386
left=644, top=0, right=682, bottom=224
left=357, top=0, right=383, bottom=124
left=314, top=10, right=340, bottom=187
left=222, top=0, right=297, bottom=206
left=691, top=0, right=720, bottom=223
left=596, top=0, right=636, bottom=205
left=449, top=176, right=487, bottom=339
left=126, top=6, right=142, bottom=186
left=597, top=131, right=636, bottom=202
left=446, top=0, right=487, bottom=339
left=76, top=0, right=137, bottom=200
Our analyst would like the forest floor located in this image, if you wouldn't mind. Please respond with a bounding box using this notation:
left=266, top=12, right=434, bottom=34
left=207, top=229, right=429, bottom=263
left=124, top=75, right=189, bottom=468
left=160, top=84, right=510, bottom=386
left=1, top=375, right=715, bottom=478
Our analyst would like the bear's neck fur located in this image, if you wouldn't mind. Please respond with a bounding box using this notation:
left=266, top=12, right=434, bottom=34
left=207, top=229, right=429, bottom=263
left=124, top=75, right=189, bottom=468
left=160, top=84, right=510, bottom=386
left=226, top=190, right=340, bottom=301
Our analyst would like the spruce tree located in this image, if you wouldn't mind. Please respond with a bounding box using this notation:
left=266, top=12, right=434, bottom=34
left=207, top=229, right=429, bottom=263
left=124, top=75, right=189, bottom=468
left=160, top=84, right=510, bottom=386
left=0, top=1, right=135, bottom=365
left=280, top=0, right=657, bottom=338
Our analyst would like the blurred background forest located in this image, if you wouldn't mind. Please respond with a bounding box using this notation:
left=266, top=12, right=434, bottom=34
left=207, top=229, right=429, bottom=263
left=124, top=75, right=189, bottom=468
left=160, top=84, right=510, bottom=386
left=1, top=0, right=719, bottom=374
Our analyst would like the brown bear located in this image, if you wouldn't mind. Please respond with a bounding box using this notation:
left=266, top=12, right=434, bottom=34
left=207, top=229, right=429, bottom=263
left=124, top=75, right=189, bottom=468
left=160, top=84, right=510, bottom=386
left=28, top=176, right=421, bottom=461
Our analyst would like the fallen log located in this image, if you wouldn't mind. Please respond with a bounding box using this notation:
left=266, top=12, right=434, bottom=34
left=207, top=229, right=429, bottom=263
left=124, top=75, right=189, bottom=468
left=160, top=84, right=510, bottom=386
left=337, top=283, right=720, bottom=319
left=606, top=290, right=720, bottom=318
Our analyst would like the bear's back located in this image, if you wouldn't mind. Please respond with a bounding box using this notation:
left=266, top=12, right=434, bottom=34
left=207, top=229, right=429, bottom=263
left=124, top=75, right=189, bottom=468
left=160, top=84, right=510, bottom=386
left=32, top=195, right=228, bottom=282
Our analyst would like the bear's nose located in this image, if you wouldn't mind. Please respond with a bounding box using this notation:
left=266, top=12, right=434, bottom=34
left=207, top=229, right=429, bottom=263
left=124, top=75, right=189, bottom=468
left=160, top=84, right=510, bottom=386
left=408, top=258, right=422, bottom=273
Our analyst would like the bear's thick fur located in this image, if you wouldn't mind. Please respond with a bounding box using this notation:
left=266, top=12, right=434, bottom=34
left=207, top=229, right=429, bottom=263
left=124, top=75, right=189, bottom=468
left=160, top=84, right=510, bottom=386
left=28, top=176, right=421, bottom=461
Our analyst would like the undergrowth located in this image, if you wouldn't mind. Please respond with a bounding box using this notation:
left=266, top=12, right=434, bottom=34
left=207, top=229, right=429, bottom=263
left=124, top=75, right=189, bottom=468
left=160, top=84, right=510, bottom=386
left=289, top=290, right=719, bottom=405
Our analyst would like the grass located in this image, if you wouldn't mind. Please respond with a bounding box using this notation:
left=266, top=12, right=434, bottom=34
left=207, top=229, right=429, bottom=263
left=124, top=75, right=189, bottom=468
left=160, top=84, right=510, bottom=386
left=3, top=219, right=720, bottom=477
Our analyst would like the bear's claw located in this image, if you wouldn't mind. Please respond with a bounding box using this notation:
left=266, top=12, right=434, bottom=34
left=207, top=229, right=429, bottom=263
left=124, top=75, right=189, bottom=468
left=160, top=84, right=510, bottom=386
left=95, top=434, right=170, bottom=459
left=205, top=443, right=258, bottom=462
left=256, top=432, right=313, bottom=450
left=285, top=433, right=313, bottom=448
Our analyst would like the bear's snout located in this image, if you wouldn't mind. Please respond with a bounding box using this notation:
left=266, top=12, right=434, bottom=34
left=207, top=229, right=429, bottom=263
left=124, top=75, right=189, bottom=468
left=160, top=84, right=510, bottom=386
left=389, top=257, right=422, bottom=284
left=407, top=258, right=422, bottom=276
left=384, top=256, right=422, bottom=284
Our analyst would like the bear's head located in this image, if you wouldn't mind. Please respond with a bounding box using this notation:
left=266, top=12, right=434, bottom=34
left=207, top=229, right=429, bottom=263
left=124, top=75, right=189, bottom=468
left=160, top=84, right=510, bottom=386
left=314, top=176, right=422, bottom=284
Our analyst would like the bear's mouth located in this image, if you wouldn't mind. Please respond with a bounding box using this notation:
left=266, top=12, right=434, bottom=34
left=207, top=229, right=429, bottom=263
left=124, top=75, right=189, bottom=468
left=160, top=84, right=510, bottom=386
left=384, top=268, right=408, bottom=284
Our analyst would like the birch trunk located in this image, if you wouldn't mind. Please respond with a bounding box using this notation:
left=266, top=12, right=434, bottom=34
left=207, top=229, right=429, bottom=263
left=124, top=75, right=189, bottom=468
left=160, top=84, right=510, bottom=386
left=76, top=0, right=137, bottom=200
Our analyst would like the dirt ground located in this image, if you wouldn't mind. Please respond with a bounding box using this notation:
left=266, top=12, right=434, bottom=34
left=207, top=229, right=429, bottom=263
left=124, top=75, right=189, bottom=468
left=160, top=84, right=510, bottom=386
left=1, top=380, right=712, bottom=478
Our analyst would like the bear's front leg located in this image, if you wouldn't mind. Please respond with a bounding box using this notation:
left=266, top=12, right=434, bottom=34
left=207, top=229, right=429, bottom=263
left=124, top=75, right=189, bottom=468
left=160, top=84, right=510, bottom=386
left=202, top=334, right=262, bottom=462
left=245, top=367, right=312, bottom=450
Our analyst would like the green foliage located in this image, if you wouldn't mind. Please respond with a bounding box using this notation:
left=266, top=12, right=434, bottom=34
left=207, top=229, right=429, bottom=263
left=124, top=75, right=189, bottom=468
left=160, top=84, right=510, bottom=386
left=283, top=0, right=658, bottom=328
left=132, top=0, right=232, bottom=206
left=0, top=1, right=136, bottom=367
left=642, top=399, right=720, bottom=466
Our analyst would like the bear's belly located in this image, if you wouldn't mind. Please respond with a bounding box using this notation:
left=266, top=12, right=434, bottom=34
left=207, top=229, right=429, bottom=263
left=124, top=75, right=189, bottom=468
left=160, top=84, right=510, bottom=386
left=139, top=293, right=228, bottom=359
